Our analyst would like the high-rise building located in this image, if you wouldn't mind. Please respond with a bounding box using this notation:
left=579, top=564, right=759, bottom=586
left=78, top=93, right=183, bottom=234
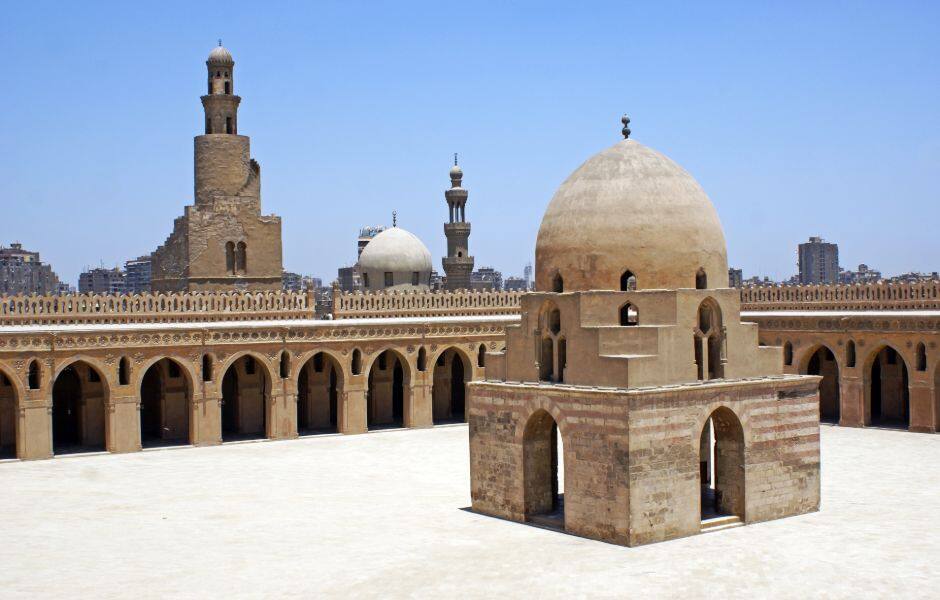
left=0, top=243, right=63, bottom=295
left=79, top=267, right=126, bottom=294
left=442, top=158, right=474, bottom=290
left=124, top=256, right=151, bottom=294
left=798, top=236, right=840, bottom=284
left=523, top=263, right=533, bottom=290
left=728, top=267, right=743, bottom=288
left=150, top=44, right=283, bottom=292
left=337, top=226, right=386, bottom=292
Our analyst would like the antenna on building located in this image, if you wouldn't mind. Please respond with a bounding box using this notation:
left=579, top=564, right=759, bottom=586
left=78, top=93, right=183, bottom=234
left=392, top=211, right=397, bottom=227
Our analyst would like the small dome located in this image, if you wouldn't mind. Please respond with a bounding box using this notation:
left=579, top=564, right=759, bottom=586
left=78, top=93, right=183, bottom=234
left=535, top=138, right=728, bottom=292
left=208, top=44, right=234, bottom=64
left=449, top=165, right=463, bottom=180
left=359, top=227, right=433, bottom=291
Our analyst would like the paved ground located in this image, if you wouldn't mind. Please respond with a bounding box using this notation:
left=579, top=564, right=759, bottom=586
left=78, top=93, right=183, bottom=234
left=1, top=424, right=938, bottom=598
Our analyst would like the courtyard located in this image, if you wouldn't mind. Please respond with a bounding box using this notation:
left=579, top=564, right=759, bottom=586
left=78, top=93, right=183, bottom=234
left=1, top=424, right=937, bottom=598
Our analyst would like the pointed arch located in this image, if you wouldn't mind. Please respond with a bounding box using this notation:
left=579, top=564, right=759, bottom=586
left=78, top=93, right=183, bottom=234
left=866, top=345, right=910, bottom=429
left=366, top=348, right=412, bottom=430
left=431, top=347, right=472, bottom=424
left=27, top=359, right=41, bottom=390
left=140, top=357, right=192, bottom=447
left=698, top=406, right=745, bottom=523
left=0, top=364, right=21, bottom=458
left=523, top=409, right=564, bottom=527
left=297, top=351, right=344, bottom=434
left=118, top=356, right=130, bottom=386
left=219, top=352, right=273, bottom=441
left=845, top=340, right=856, bottom=368
left=695, top=268, right=708, bottom=290
left=619, top=302, right=638, bottom=326
left=801, top=344, right=840, bottom=423
left=551, top=272, right=563, bottom=293
left=916, top=342, right=927, bottom=372
left=52, top=360, right=109, bottom=454
left=620, top=270, right=637, bottom=291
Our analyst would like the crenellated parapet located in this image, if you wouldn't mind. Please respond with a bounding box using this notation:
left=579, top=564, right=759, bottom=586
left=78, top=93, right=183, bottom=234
left=740, top=281, right=940, bottom=311
left=0, top=290, right=315, bottom=326
left=332, top=289, right=522, bottom=319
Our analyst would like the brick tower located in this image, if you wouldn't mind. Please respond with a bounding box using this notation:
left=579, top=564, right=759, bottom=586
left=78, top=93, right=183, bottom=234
left=442, top=157, right=474, bottom=290
left=150, top=43, right=283, bottom=292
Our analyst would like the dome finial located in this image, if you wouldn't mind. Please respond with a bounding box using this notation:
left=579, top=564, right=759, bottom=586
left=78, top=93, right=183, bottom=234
left=218, top=38, right=222, bottom=47
left=454, top=152, right=458, bottom=166
left=621, top=114, right=631, bottom=139
left=392, top=210, right=397, bottom=227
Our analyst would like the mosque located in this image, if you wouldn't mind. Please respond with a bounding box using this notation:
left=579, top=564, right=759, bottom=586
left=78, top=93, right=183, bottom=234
left=468, top=118, right=821, bottom=546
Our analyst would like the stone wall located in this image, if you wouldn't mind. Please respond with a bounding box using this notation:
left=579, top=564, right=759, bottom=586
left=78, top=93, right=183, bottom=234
left=332, top=289, right=522, bottom=319
left=741, top=281, right=940, bottom=311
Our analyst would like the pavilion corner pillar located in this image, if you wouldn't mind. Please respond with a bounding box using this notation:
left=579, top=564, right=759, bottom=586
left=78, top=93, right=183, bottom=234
left=193, top=387, right=222, bottom=446
left=107, top=393, right=141, bottom=453
left=340, top=379, right=367, bottom=434
left=19, top=390, right=52, bottom=460
left=908, top=380, right=936, bottom=433
left=839, top=373, right=865, bottom=427
left=408, top=380, right=433, bottom=428
left=268, top=383, right=297, bottom=440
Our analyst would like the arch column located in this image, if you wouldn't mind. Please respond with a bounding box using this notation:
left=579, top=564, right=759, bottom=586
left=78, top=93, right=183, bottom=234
left=340, top=378, right=367, bottom=434
left=410, top=379, right=432, bottom=428
left=839, top=373, right=865, bottom=427
left=269, top=377, right=297, bottom=440
left=108, top=393, right=140, bottom=453
left=20, top=389, right=52, bottom=460
left=193, top=388, right=221, bottom=446
left=908, top=380, right=936, bottom=433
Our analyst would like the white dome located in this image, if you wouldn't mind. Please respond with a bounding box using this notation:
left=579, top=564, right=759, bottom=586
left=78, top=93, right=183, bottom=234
left=208, top=45, right=234, bottom=64
left=359, top=227, right=433, bottom=291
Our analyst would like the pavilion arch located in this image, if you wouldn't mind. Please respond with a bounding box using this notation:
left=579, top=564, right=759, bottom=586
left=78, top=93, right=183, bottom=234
left=521, top=407, right=566, bottom=526
left=52, top=357, right=111, bottom=454
left=863, top=344, right=910, bottom=429
left=697, top=405, right=745, bottom=523
left=138, top=356, right=194, bottom=447
left=798, top=344, right=841, bottom=423
left=539, top=300, right=561, bottom=335
left=694, top=298, right=725, bottom=380
left=431, top=346, right=473, bottom=424
left=296, top=350, right=346, bottom=434
left=218, top=351, right=274, bottom=441
left=0, top=363, right=23, bottom=459
left=366, top=348, right=413, bottom=430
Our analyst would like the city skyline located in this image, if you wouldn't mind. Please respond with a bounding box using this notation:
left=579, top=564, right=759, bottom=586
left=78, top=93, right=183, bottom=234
left=1, top=2, right=937, bottom=285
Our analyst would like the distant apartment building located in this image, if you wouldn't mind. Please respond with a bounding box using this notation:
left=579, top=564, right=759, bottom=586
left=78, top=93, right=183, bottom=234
left=728, top=267, right=743, bottom=288
left=338, top=225, right=387, bottom=292
left=471, top=266, right=503, bottom=291
left=124, top=256, right=151, bottom=294
left=79, top=267, right=126, bottom=294
left=282, top=271, right=303, bottom=292
left=840, top=263, right=882, bottom=284
left=0, top=243, right=63, bottom=295
left=798, top=236, right=840, bottom=284
left=504, top=276, right=529, bottom=292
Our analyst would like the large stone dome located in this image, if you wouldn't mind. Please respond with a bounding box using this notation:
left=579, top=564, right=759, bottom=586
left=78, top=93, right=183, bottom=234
left=359, top=227, right=433, bottom=291
left=535, top=138, right=728, bottom=292
left=208, top=45, right=234, bottom=65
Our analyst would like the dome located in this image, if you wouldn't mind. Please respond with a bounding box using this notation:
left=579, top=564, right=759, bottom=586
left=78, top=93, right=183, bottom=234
left=449, top=165, right=463, bottom=180
left=359, top=227, right=433, bottom=291
left=535, top=138, right=728, bottom=292
left=208, top=44, right=234, bottom=64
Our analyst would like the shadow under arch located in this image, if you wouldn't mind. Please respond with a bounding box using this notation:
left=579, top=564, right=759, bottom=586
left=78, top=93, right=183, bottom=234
left=0, top=364, right=23, bottom=458
left=522, top=408, right=565, bottom=529
left=296, top=350, right=346, bottom=434
left=52, top=359, right=110, bottom=454
left=698, top=406, right=745, bottom=523
left=219, top=351, right=274, bottom=442
left=798, top=344, right=841, bottom=423
left=139, top=357, right=194, bottom=448
left=431, top=345, right=473, bottom=424
left=366, top=348, right=413, bottom=430
left=863, top=344, right=910, bottom=429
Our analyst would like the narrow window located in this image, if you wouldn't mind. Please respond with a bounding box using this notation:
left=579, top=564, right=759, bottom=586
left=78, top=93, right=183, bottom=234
left=478, top=344, right=486, bottom=368
left=205, top=117, right=211, bottom=134
left=118, top=357, right=130, bottom=386
left=548, top=309, right=561, bottom=335
left=202, top=354, right=213, bottom=382
left=351, top=349, right=362, bottom=375
left=619, top=303, right=638, bottom=326
left=783, top=341, right=793, bottom=366
left=696, top=268, right=708, bottom=290
left=27, top=360, right=40, bottom=390
left=362, top=273, right=370, bottom=288
left=224, top=81, right=231, bottom=94
left=620, top=270, right=637, bottom=291
left=236, top=242, right=247, bottom=273
left=280, top=351, right=290, bottom=379
left=225, top=117, right=233, bottom=134
left=846, top=340, right=856, bottom=368
left=552, top=273, right=563, bottom=293
left=207, top=81, right=212, bottom=95
left=412, top=271, right=419, bottom=286
left=216, top=71, right=221, bottom=77
left=916, top=343, right=926, bottom=371
left=384, top=272, right=393, bottom=287
left=417, top=347, right=427, bottom=372
left=168, top=361, right=181, bottom=378
left=225, top=242, right=236, bottom=275
left=244, top=355, right=256, bottom=375
left=557, top=338, right=566, bottom=383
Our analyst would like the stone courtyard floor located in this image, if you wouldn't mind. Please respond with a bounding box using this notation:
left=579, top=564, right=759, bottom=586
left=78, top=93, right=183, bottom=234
left=1, top=424, right=938, bottom=598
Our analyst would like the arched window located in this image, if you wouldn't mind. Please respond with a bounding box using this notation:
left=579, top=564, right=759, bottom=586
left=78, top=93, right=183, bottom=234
left=236, top=242, right=247, bottom=274
left=696, top=268, right=708, bottom=290
left=478, top=344, right=486, bottom=368
left=384, top=272, right=393, bottom=288
left=552, top=273, right=563, bottom=293
left=225, top=242, right=236, bottom=275
left=557, top=338, right=566, bottom=383
left=620, top=270, right=637, bottom=291
left=548, top=308, right=561, bottom=334
left=351, top=349, right=362, bottom=375
left=225, top=117, right=233, bottom=134
left=539, top=337, right=554, bottom=382
left=417, top=347, right=427, bottom=372
left=224, top=81, right=231, bottom=94
left=619, top=302, right=638, bottom=326
left=783, top=341, right=793, bottom=366
left=202, top=354, right=213, bottom=382
left=27, top=360, right=40, bottom=390
left=362, top=273, right=370, bottom=288
left=118, top=357, right=130, bottom=386
left=916, top=342, right=927, bottom=372
left=280, top=351, right=290, bottom=379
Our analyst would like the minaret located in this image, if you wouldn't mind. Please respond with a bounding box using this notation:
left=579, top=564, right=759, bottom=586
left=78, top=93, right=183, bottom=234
left=442, top=155, right=474, bottom=290
left=201, top=41, right=239, bottom=135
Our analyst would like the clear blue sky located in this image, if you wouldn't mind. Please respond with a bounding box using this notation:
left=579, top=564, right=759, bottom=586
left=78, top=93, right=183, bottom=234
left=1, top=1, right=937, bottom=286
